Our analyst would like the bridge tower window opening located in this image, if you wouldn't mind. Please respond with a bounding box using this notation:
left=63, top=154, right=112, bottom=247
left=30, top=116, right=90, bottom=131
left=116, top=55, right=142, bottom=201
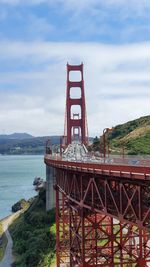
left=71, top=105, right=81, bottom=120
left=71, top=113, right=81, bottom=142
left=69, top=70, right=82, bottom=82
left=70, top=87, right=81, bottom=99
left=72, top=126, right=81, bottom=143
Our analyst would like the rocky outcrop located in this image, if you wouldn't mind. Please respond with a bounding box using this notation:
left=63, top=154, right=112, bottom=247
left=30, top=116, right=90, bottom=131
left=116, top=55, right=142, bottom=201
left=11, top=199, right=28, bottom=212
left=33, top=177, right=45, bottom=191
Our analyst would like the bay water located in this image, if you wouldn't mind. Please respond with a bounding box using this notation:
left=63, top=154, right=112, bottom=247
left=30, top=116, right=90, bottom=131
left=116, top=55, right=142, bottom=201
left=0, top=155, right=45, bottom=220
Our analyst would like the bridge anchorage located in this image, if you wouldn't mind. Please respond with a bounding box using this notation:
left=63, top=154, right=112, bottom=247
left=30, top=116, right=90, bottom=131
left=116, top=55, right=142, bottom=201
left=45, top=63, right=150, bottom=267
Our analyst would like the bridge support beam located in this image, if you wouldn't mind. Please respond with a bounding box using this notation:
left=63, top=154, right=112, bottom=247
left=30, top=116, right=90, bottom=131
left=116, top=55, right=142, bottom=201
left=55, top=169, right=150, bottom=266
left=46, top=165, right=56, bottom=211
left=56, top=186, right=70, bottom=266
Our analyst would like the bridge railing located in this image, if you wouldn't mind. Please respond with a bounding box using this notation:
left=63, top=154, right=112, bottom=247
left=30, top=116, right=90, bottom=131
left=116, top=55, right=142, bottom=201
left=45, top=152, right=150, bottom=167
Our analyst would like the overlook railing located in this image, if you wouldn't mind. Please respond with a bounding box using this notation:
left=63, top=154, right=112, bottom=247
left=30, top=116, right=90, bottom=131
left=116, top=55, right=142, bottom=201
left=45, top=152, right=150, bottom=167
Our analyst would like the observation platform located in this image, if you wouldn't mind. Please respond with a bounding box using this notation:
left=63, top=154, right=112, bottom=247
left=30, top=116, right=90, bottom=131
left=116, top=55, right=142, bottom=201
left=45, top=143, right=150, bottom=181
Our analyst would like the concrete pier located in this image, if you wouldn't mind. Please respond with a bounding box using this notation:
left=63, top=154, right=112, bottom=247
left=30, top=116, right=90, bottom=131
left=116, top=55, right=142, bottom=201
left=46, top=165, right=56, bottom=211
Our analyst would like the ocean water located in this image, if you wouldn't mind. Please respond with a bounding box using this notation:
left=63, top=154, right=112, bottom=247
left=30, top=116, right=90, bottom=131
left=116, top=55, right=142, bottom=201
left=0, top=155, right=45, bottom=220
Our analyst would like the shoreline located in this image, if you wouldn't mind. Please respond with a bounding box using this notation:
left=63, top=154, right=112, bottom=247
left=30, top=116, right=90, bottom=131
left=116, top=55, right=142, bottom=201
left=0, top=210, right=22, bottom=267
left=0, top=210, right=23, bottom=225
left=0, top=214, right=13, bottom=224
left=0, top=210, right=24, bottom=266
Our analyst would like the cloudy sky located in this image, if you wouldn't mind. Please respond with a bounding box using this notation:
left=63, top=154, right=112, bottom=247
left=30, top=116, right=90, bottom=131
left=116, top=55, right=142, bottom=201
left=0, top=0, right=150, bottom=137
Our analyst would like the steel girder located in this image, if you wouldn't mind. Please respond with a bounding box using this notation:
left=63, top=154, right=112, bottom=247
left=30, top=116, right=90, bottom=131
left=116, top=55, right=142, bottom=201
left=56, top=169, right=150, bottom=229
left=56, top=188, right=70, bottom=266
left=55, top=169, right=150, bottom=266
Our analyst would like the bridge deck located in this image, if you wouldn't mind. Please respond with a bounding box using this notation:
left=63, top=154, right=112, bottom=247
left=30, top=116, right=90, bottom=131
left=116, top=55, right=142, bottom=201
left=45, top=155, right=150, bottom=181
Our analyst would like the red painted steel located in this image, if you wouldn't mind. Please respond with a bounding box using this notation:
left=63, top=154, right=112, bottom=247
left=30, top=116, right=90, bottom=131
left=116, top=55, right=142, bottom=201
left=54, top=168, right=150, bottom=229
left=52, top=167, right=150, bottom=266
left=45, top=63, right=150, bottom=266
left=64, top=63, right=88, bottom=145
left=44, top=157, right=150, bottom=181
left=55, top=186, right=70, bottom=265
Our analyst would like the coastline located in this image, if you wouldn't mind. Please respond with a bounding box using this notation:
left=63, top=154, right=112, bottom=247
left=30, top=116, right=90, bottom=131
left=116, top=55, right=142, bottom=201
left=0, top=210, right=23, bottom=266
left=0, top=210, right=23, bottom=225
left=0, top=154, right=44, bottom=221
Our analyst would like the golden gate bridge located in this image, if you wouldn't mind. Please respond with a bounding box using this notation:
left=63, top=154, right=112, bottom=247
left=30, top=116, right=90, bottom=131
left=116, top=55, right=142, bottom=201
left=45, top=63, right=150, bottom=267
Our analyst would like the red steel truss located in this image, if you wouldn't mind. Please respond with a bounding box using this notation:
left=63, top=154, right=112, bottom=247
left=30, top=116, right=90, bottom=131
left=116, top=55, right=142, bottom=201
left=55, top=188, right=70, bottom=265
left=53, top=168, right=150, bottom=267
left=63, top=63, right=88, bottom=146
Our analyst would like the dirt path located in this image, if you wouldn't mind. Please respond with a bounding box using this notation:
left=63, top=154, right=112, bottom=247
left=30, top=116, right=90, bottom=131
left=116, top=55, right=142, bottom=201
left=0, top=211, right=22, bottom=267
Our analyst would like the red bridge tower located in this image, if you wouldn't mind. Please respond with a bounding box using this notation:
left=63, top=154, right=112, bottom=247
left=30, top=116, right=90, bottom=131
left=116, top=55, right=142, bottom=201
left=64, top=63, right=88, bottom=145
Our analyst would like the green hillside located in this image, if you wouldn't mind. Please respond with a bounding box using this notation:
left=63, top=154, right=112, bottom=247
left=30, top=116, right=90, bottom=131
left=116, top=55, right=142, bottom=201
left=9, top=189, right=56, bottom=267
left=93, top=115, right=150, bottom=155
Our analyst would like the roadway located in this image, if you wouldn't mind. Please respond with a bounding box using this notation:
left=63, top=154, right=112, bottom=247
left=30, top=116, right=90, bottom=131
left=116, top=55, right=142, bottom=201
left=45, top=143, right=150, bottom=181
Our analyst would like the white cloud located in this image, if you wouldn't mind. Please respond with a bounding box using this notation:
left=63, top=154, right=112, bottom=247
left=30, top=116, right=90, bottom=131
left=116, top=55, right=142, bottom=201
left=0, top=41, right=150, bottom=136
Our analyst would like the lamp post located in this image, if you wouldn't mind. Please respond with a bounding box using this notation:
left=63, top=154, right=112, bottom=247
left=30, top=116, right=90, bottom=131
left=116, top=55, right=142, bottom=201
left=45, top=139, right=52, bottom=155
left=102, top=128, right=113, bottom=160
left=60, top=136, right=62, bottom=157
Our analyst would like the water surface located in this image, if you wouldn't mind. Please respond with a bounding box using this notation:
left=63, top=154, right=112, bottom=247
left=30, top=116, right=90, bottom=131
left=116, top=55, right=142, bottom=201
left=0, top=155, right=45, bottom=219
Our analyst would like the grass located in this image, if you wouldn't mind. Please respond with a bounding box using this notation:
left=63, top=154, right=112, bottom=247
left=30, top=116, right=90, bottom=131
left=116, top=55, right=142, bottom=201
left=92, top=115, right=150, bottom=155
left=0, top=222, right=8, bottom=261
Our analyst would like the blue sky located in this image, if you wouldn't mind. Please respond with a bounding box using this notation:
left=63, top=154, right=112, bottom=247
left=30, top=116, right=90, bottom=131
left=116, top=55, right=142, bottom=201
left=0, top=0, right=150, bottom=136
left=1, top=1, right=150, bottom=43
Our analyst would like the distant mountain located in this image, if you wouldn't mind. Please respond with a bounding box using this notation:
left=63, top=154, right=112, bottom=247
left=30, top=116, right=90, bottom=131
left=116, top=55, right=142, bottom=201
left=0, top=134, right=93, bottom=155
left=0, top=135, right=61, bottom=155
left=0, top=133, right=33, bottom=140
left=93, top=115, right=150, bottom=155
left=1, top=115, right=149, bottom=155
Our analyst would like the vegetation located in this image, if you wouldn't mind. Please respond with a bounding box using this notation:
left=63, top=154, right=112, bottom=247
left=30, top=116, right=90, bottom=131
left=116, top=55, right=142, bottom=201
left=9, top=189, right=56, bottom=267
left=92, top=115, right=150, bottom=155
left=0, top=132, right=94, bottom=155
left=12, top=199, right=30, bottom=212
left=0, top=222, right=8, bottom=261
left=92, top=136, right=100, bottom=151
left=0, top=135, right=60, bottom=155
left=0, top=133, right=33, bottom=140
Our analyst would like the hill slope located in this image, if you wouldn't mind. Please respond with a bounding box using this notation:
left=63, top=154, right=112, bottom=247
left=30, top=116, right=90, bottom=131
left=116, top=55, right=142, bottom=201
left=110, top=116, right=150, bottom=139
left=0, top=134, right=94, bottom=155
left=0, top=133, right=33, bottom=140
left=93, top=115, right=150, bottom=155
left=0, top=135, right=60, bottom=155
left=9, top=189, right=56, bottom=267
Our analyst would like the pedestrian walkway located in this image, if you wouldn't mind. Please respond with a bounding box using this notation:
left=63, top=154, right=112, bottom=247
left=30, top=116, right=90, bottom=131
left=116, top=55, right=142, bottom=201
left=0, top=211, right=22, bottom=267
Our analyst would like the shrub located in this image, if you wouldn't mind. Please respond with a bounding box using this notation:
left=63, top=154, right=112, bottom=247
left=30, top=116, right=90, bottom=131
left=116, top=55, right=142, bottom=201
left=9, top=190, right=56, bottom=267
